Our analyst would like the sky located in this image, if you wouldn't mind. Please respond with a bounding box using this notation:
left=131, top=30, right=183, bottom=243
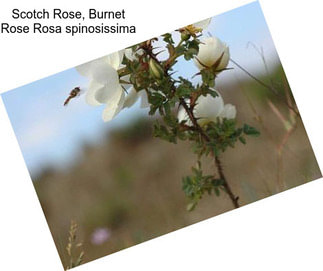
left=1, top=1, right=281, bottom=177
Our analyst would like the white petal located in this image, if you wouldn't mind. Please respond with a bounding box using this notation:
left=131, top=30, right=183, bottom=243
left=139, top=90, right=150, bottom=108
left=102, top=86, right=126, bottom=122
left=219, top=104, right=236, bottom=119
left=76, top=50, right=124, bottom=79
left=194, top=37, right=230, bottom=70
left=76, top=61, right=95, bottom=78
left=105, top=50, right=124, bottom=69
left=85, top=80, right=105, bottom=106
left=216, top=45, right=230, bottom=71
left=90, top=60, right=119, bottom=86
left=94, top=81, right=122, bottom=104
left=76, top=57, right=107, bottom=78
left=193, top=18, right=211, bottom=30
left=123, top=87, right=139, bottom=108
left=195, top=93, right=224, bottom=125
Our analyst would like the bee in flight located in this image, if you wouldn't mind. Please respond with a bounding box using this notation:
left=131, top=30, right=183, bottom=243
left=64, top=87, right=81, bottom=106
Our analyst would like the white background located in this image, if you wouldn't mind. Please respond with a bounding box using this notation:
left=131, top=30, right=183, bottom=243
left=0, top=0, right=323, bottom=270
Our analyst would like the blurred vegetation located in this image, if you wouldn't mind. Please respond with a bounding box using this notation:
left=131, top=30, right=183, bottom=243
left=33, top=65, right=321, bottom=269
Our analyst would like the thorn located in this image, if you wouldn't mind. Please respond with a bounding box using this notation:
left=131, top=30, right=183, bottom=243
left=191, top=72, right=201, bottom=79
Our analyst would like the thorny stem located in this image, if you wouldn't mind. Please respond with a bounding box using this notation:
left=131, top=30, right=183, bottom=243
left=178, top=98, right=208, bottom=141
left=215, top=156, right=240, bottom=208
left=179, top=98, right=240, bottom=208
left=142, top=40, right=240, bottom=209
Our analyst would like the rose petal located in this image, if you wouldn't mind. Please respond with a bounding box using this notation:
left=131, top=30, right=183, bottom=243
left=76, top=57, right=107, bottom=78
left=123, top=87, right=139, bottom=108
left=219, top=104, right=236, bottom=119
left=90, top=60, right=119, bottom=86
left=139, top=90, right=150, bottom=108
left=195, top=93, right=224, bottom=125
left=85, top=80, right=105, bottom=106
left=105, top=50, right=124, bottom=69
left=94, top=81, right=121, bottom=104
left=216, top=45, right=230, bottom=71
left=76, top=61, right=94, bottom=78
left=102, top=86, right=126, bottom=122
left=194, top=37, right=230, bottom=70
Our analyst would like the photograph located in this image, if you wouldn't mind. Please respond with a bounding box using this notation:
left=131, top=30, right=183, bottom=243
left=1, top=2, right=321, bottom=269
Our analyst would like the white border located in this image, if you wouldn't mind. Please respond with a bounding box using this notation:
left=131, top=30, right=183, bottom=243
left=1, top=0, right=322, bottom=270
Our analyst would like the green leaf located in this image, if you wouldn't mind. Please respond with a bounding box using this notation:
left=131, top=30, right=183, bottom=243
left=163, top=33, right=174, bottom=44
left=175, top=45, right=186, bottom=55
left=239, top=136, right=246, bottom=144
left=243, top=124, right=260, bottom=136
left=214, top=187, right=220, bottom=196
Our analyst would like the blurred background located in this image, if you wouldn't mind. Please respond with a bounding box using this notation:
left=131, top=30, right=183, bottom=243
left=1, top=2, right=321, bottom=269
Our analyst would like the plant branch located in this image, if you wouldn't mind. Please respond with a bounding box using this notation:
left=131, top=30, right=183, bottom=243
left=142, top=40, right=240, bottom=209
left=178, top=97, right=240, bottom=208
left=215, top=156, right=239, bottom=208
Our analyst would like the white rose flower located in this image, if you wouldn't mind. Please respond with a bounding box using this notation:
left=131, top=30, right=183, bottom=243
left=178, top=91, right=236, bottom=126
left=219, top=103, right=236, bottom=120
left=122, top=87, right=149, bottom=109
left=194, top=37, right=230, bottom=72
left=123, top=48, right=149, bottom=109
left=76, top=49, right=148, bottom=122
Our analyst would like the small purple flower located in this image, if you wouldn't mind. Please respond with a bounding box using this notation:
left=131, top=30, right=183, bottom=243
left=91, top=227, right=111, bottom=245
